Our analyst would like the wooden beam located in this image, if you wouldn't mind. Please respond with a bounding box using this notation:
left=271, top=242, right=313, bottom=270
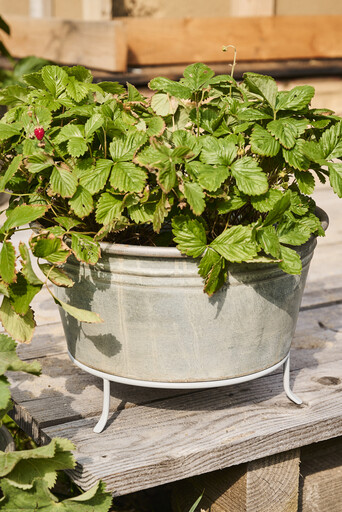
left=29, top=0, right=53, bottom=18
left=229, top=0, right=275, bottom=17
left=121, top=15, right=342, bottom=66
left=246, top=450, right=300, bottom=511
left=2, top=15, right=127, bottom=71
left=299, top=438, right=342, bottom=512
left=172, top=450, right=300, bottom=511
left=82, top=0, right=112, bottom=20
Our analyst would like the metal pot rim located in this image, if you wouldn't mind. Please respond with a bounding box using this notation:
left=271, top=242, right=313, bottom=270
left=31, top=207, right=329, bottom=259
left=97, top=206, right=329, bottom=258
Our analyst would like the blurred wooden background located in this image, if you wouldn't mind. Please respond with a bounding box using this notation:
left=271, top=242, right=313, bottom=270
left=1, top=0, right=342, bottom=72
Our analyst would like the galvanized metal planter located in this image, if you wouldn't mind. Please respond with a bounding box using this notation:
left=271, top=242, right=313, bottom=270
left=55, top=208, right=328, bottom=431
left=56, top=208, right=327, bottom=379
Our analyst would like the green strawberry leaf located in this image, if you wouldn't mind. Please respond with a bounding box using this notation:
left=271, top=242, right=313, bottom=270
left=149, top=77, right=192, bottom=99
left=250, top=124, right=280, bottom=157
left=283, top=139, right=310, bottom=170
left=0, top=241, right=16, bottom=284
left=243, top=72, right=278, bottom=109
left=8, top=273, right=42, bottom=316
left=95, top=193, right=123, bottom=225
left=230, top=156, right=268, bottom=196
left=39, top=263, right=74, bottom=287
left=0, top=334, right=41, bottom=375
left=79, top=159, right=112, bottom=195
left=50, top=166, right=78, bottom=198
left=267, top=118, right=297, bottom=149
left=0, top=296, right=35, bottom=343
left=276, top=85, right=315, bottom=111
left=278, top=245, right=302, bottom=274
left=184, top=181, right=206, bottom=215
left=172, top=215, right=207, bottom=257
left=71, top=233, right=101, bottom=265
left=110, top=162, right=147, bottom=193
left=210, top=225, right=258, bottom=262
left=69, top=186, right=94, bottom=218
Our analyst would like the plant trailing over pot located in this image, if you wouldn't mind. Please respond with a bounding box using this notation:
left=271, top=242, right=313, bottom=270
left=0, top=60, right=340, bottom=369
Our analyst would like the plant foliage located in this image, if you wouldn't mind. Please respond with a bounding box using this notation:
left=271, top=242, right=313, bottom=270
left=0, top=61, right=340, bottom=343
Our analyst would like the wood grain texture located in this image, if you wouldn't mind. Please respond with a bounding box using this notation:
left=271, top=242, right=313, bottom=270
left=122, top=15, right=342, bottom=66
left=229, top=0, right=275, bottom=17
left=172, top=465, right=247, bottom=511
left=299, top=438, right=342, bottom=512
left=246, top=450, right=300, bottom=511
left=82, top=0, right=112, bottom=20
left=172, top=450, right=300, bottom=511
left=30, top=357, right=342, bottom=495
left=2, top=15, right=127, bottom=71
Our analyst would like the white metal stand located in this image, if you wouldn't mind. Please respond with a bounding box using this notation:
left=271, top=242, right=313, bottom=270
left=68, top=351, right=302, bottom=433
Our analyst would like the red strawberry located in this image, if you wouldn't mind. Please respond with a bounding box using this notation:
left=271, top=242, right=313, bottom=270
left=34, top=127, right=45, bottom=141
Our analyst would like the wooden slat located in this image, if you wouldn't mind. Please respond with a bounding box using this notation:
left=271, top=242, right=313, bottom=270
left=246, top=450, right=300, bottom=511
left=81, top=0, right=112, bottom=20
left=172, top=449, right=300, bottom=512
left=229, top=0, right=275, bottom=17
left=2, top=15, right=127, bottom=71
left=172, top=465, right=247, bottom=511
left=39, top=357, right=342, bottom=495
left=299, top=438, right=342, bottom=511
left=122, top=15, right=342, bottom=66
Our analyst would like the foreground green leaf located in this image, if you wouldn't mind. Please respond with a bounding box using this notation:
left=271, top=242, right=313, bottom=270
left=50, top=166, right=78, bottom=197
left=95, top=193, right=123, bottom=225
left=0, top=438, right=75, bottom=489
left=71, top=233, right=101, bottom=265
left=210, top=226, right=258, bottom=262
left=39, top=263, right=74, bottom=287
left=0, top=204, right=47, bottom=234
left=250, top=124, right=280, bottom=157
left=0, top=155, right=22, bottom=192
left=0, top=334, right=41, bottom=375
left=8, top=273, right=42, bottom=316
left=230, top=156, right=268, bottom=196
left=278, top=245, right=302, bottom=274
left=69, top=186, right=94, bottom=218
left=54, top=296, right=103, bottom=324
left=267, top=118, right=297, bottom=149
left=0, top=478, right=112, bottom=511
left=172, top=216, right=207, bottom=257
left=0, top=241, right=16, bottom=284
left=184, top=181, right=206, bottom=215
left=0, top=296, right=35, bottom=343
left=243, top=72, right=278, bottom=109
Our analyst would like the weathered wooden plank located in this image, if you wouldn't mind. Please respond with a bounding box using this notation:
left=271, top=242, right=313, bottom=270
left=122, top=15, right=342, bottom=66
left=299, top=438, right=342, bottom=512
left=229, top=0, right=275, bottom=17
left=2, top=15, right=127, bottom=71
left=81, top=0, right=112, bottom=20
left=32, top=357, right=342, bottom=495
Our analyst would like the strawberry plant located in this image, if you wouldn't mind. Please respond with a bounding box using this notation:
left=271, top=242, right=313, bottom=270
left=0, top=62, right=341, bottom=345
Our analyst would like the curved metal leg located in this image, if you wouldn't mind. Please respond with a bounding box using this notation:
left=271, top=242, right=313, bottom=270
left=93, top=379, right=110, bottom=433
left=283, top=354, right=302, bottom=405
